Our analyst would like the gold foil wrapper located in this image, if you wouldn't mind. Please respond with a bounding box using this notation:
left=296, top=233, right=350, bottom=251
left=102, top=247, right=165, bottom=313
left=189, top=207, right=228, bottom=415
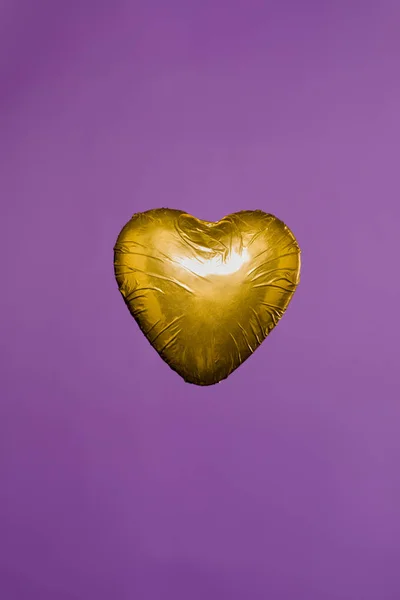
left=114, top=209, right=301, bottom=386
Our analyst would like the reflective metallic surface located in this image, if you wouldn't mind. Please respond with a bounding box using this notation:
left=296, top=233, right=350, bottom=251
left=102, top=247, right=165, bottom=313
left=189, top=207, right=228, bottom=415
left=114, top=209, right=301, bottom=386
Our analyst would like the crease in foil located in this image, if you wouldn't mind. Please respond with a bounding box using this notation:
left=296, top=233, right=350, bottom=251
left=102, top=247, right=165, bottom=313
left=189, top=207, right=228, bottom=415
left=114, top=208, right=301, bottom=386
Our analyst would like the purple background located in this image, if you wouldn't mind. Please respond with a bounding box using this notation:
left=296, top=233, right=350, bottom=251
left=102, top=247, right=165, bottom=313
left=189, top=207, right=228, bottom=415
left=1, top=1, right=400, bottom=598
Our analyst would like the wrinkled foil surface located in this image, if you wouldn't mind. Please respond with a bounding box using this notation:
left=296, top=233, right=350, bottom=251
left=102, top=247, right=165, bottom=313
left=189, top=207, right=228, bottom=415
left=114, top=208, right=301, bottom=386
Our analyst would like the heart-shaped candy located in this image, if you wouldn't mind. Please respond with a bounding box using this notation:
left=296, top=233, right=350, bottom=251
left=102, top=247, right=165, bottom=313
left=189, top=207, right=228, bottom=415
left=114, top=209, right=301, bottom=386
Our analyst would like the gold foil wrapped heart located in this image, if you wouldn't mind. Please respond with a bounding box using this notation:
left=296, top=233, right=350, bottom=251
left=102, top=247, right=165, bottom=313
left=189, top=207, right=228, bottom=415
left=114, top=209, right=301, bottom=386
